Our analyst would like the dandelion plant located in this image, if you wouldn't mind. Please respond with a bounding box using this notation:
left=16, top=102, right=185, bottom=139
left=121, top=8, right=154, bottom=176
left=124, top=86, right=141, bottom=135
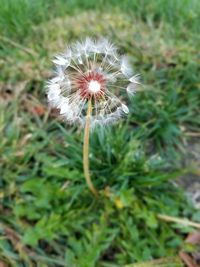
left=47, top=38, right=140, bottom=197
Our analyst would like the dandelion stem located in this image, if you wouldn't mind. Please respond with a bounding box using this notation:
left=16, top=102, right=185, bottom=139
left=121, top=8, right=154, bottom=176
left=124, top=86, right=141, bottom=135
left=83, top=100, right=98, bottom=198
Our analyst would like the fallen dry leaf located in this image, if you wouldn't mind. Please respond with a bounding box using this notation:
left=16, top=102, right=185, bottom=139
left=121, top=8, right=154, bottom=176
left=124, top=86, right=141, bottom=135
left=186, top=231, right=200, bottom=245
left=0, top=262, right=9, bottom=267
left=179, top=251, right=199, bottom=267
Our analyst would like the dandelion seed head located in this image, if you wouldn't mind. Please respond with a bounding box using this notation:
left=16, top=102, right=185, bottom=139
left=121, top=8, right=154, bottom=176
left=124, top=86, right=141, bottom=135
left=47, top=38, right=140, bottom=127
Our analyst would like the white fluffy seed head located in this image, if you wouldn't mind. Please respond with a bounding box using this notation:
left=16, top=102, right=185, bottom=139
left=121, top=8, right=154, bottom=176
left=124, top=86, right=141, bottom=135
left=47, top=38, right=140, bottom=128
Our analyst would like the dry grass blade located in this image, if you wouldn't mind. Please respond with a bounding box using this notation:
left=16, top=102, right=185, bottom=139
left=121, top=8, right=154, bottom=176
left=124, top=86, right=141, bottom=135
left=157, top=214, right=200, bottom=229
left=0, top=35, right=37, bottom=56
left=0, top=223, right=35, bottom=267
left=124, top=256, right=183, bottom=267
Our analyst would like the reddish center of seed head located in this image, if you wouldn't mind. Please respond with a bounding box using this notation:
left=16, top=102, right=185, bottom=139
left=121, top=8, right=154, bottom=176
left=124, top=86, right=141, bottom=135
left=78, top=72, right=106, bottom=99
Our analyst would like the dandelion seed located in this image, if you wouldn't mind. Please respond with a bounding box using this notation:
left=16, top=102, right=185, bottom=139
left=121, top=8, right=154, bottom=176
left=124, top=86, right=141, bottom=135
left=47, top=38, right=139, bottom=128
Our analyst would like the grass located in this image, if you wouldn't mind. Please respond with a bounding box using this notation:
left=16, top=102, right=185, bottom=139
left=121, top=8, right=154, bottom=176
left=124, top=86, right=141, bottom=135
left=0, top=0, right=200, bottom=266
left=1, top=0, right=200, bottom=40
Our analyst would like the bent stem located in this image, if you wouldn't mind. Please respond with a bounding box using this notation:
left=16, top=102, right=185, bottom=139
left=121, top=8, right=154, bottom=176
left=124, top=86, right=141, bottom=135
left=83, top=100, right=98, bottom=198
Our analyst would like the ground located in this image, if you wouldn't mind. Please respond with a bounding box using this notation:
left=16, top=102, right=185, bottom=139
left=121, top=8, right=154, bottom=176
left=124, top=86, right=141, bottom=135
left=0, top=1, right=200, bottom=266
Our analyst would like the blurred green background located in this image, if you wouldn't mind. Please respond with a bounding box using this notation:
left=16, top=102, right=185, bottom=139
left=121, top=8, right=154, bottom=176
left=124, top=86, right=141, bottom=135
left=0, top=0, right=200, bottom=266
